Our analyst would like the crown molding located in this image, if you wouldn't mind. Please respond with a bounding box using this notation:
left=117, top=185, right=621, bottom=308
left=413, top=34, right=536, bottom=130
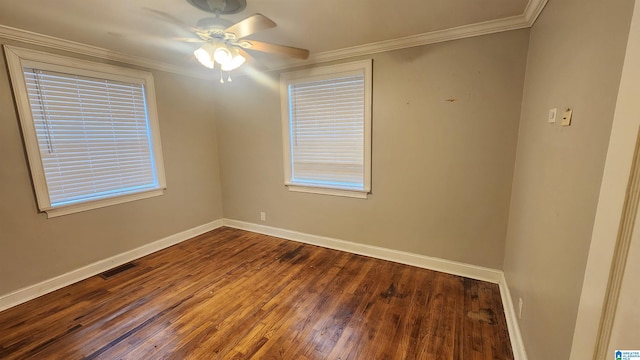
left=273, top=0, right=548, bottom=71
left=298, top=15, right=529, bottom=67
left=0, top=0, right=548, bottom=77
left=0, top=24, right=207, bottom=79
left=524, top=0, right=550, bottom=26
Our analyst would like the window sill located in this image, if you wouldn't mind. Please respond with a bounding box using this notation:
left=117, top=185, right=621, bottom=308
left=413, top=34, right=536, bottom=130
left=42, top=189, right=165, bottom=218
left=286, top=185, right=369, bottom=199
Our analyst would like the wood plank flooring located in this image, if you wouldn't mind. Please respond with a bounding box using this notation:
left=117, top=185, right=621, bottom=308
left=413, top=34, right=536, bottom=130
left=0, top=227, right=513, bottom=359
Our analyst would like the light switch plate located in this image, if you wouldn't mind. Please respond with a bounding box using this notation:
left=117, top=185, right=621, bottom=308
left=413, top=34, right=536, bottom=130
left=562, top=108, right=573, bottom=126
left=548, top=108, right=557, bottom=123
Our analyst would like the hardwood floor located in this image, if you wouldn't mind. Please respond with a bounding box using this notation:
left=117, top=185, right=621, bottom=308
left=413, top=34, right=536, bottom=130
left=0, top=227, right=513, bottom=359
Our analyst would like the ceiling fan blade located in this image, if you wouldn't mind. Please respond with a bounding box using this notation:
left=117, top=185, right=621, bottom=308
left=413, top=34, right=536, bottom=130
left=224, top=14, right=276, bottom=39
left=108, top=32, right=202, bottom=47
left=144, top=8, right=202, bottom=34
left=171, top=37, right=206, bottom=43
left=238, top=40, right=309, bottom=59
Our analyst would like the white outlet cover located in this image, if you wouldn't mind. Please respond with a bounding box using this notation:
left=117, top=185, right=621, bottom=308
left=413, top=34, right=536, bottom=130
left=548, top=108, right=557, bottom=123
left=518, top=298, right=523, bottom=318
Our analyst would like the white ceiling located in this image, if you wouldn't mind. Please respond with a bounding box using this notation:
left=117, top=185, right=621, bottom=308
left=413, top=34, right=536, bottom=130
left=0, top=0, right=542, bottom=73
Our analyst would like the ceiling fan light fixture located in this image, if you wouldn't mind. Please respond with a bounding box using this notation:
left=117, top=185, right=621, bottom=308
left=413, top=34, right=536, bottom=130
left=194, top=43, right=215, bottom=69
left=195, top=42, right=245, bottom=72
left=213, top=46, right=232, bottom=64
left=221, top=53, right=246, bottom=71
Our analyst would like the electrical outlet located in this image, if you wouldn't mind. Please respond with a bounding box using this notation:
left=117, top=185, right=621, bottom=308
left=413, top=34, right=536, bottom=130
left=562, top=108, right=573, bottom=126
left=260, top=212, right=266, bottom=221
left=518, top=297, right=524, bottom=319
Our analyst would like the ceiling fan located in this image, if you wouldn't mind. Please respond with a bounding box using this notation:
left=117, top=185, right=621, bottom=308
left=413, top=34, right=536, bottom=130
left=149, top=0, right=309, bottom=81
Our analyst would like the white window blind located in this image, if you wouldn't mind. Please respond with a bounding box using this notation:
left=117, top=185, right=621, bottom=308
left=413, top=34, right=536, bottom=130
left=280, top=59, right=372, bottom=198
left=23, top=68, right=158, bottom=207
left=288, top=75, right=365, bottom=189
left=4, top=45, right=166, bottom=217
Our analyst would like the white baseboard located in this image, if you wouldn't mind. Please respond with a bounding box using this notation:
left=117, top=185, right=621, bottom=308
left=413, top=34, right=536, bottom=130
left=223, top=218, right=503, bottom=283
left=0, top=218, right=527, bottom=359
left=0, top=219, right=223, bottom=312
left=223, top=218, right=527, bottom=359
left=499, top=274, right=528, bottom=360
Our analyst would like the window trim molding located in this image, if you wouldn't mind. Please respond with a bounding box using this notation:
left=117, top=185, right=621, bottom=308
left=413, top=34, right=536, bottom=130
left=4, top=45, right=166, bottom=217
left=286, top=185, right=369, bottom=199
left=279, top=59, right=373, bottom=199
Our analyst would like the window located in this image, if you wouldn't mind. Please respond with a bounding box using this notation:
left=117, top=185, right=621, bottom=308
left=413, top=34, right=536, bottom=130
left=280, top=59, right=372, bottom=198
left=4, top=45, right=166, bottom=217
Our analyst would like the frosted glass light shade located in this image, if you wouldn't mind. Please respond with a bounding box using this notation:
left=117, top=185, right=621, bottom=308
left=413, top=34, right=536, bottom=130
left=221, top=54, right=246, bottom=71
left=213, top=47, right=232, bottom=65
left=193, top=43, right=215, bottom=69
left=194, top=42, right=245, bottom=72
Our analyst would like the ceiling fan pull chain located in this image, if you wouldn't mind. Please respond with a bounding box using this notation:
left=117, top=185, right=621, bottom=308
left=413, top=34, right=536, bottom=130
left=219, top=69, right=224, bottom=83
left=227, top=72, right=233, bottom=82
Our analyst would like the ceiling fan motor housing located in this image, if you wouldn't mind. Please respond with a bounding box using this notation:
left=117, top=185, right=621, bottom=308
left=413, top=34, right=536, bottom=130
left=187, top=0, right=247, bottom=14
left=196, top=17, right=234, bottom=35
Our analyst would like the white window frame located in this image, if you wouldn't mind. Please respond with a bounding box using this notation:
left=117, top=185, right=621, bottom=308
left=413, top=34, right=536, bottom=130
left=280, top=59, right=372, bottom=199
left=4, top=45, right=166, bottom=218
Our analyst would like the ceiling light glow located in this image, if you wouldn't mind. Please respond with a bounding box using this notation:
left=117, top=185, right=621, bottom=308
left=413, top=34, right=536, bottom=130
left=193, top=43, right=215, bottom=69
left=194, top=41, right=247, bottom=75
left=213, top=47, right=232, bottom=65
left=221, top=54, right=246, bottom=71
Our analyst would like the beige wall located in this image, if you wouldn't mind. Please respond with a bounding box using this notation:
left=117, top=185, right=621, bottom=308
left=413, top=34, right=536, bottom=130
left=503, top=0, right=635, bottom=358
left=0, top=39, right=223, bottom=296
left=215, top=30, right=529, bottom=269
